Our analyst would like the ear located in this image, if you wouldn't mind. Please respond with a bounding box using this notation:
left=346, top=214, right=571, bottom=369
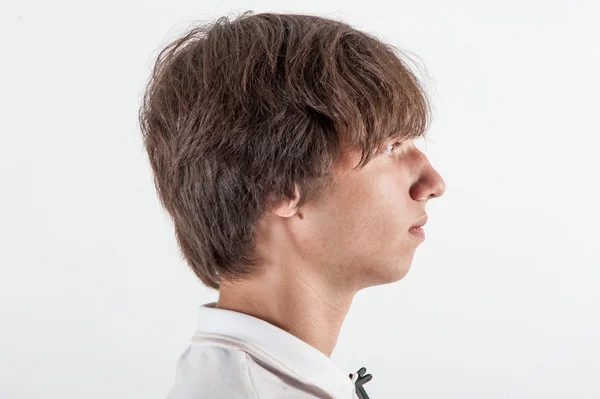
left=271, top=185, right=302, bottom=218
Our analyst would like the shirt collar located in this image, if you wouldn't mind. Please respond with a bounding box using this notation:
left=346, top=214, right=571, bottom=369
left=194, top=302, right=357, bottom=399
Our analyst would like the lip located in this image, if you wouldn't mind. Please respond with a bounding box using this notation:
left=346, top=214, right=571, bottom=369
left=408, top=225, right=425, bottom=239
left=410, top=215, right=428, bottom=229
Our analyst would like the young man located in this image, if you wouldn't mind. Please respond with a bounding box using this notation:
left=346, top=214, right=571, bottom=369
left=139, top=11, right=446, bottom=399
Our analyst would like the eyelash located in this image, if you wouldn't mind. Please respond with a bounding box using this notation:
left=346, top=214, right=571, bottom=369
left=384, top=141, right=403, bottom=156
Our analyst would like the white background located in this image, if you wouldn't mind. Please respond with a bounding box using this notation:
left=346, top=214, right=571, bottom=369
left=2, top=0, right=599, bottom=398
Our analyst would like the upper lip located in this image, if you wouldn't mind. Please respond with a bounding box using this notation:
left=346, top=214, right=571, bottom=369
left=410, top=215, right=428, bottom=228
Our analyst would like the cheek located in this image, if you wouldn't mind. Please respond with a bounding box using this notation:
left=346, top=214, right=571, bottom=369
left=307, top=184, right=378, bottom=255
left=312, top=168, right=411, bottom=248
left=359, top=182, right=413, bottom=243
left=333, top=184, right=401, bottom=248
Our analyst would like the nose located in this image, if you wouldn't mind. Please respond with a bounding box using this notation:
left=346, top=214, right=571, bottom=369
left=428, top=168, right=446, bottom=199
left=410, top=151, right=446, bottom=202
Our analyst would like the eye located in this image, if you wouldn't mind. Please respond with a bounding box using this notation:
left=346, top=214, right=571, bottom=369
left=383, top=141, right=402, bottom=156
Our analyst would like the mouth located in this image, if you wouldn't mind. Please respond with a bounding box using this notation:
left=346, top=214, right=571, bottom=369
left=408, top=215, right=427, bottom=239
left=410, top=215, right=428, bottom=229
left=408, top=225, right=425, bottom=239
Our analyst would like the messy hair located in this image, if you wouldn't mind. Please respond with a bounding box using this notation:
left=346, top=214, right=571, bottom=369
left=138, top=11, right=430, bottom=290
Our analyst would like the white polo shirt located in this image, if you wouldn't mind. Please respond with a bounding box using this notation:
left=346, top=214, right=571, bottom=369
left=166, top=302, right=361, bottom=399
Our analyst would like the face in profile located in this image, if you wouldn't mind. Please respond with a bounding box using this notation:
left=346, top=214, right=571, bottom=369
left=291, top=138, right=446, bottom=291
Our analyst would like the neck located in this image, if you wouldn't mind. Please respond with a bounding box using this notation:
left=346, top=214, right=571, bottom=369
left=216, top=266, right=356, bottom=358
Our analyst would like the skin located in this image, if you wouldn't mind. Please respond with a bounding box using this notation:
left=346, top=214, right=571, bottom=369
left=217, top=138, right=446, bottom=357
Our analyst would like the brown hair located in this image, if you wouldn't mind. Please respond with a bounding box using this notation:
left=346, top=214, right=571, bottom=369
left=138, top=11, right=430, bottom=290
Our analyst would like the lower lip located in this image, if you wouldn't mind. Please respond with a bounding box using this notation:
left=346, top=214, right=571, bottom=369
left=408, top=226, right=425, bottom=239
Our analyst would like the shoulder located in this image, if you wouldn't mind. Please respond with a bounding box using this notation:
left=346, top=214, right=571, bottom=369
left=244, top=354, right=329, bottom=398
left=166, top=344, right=258, bottom=399
left=166, top=343, right=326, bottom=399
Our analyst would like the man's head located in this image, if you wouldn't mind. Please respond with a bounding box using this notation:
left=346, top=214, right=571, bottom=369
left=139, top=11, right=445, bottom=292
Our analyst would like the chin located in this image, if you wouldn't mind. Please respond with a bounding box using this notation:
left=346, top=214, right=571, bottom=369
left=351, top=249, right=414, bottom=289
left=393, top=265, right=412, bottom=281
left=360, top=261, right=412, bottom=289
left=382, top=261, right=411, bottom=283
